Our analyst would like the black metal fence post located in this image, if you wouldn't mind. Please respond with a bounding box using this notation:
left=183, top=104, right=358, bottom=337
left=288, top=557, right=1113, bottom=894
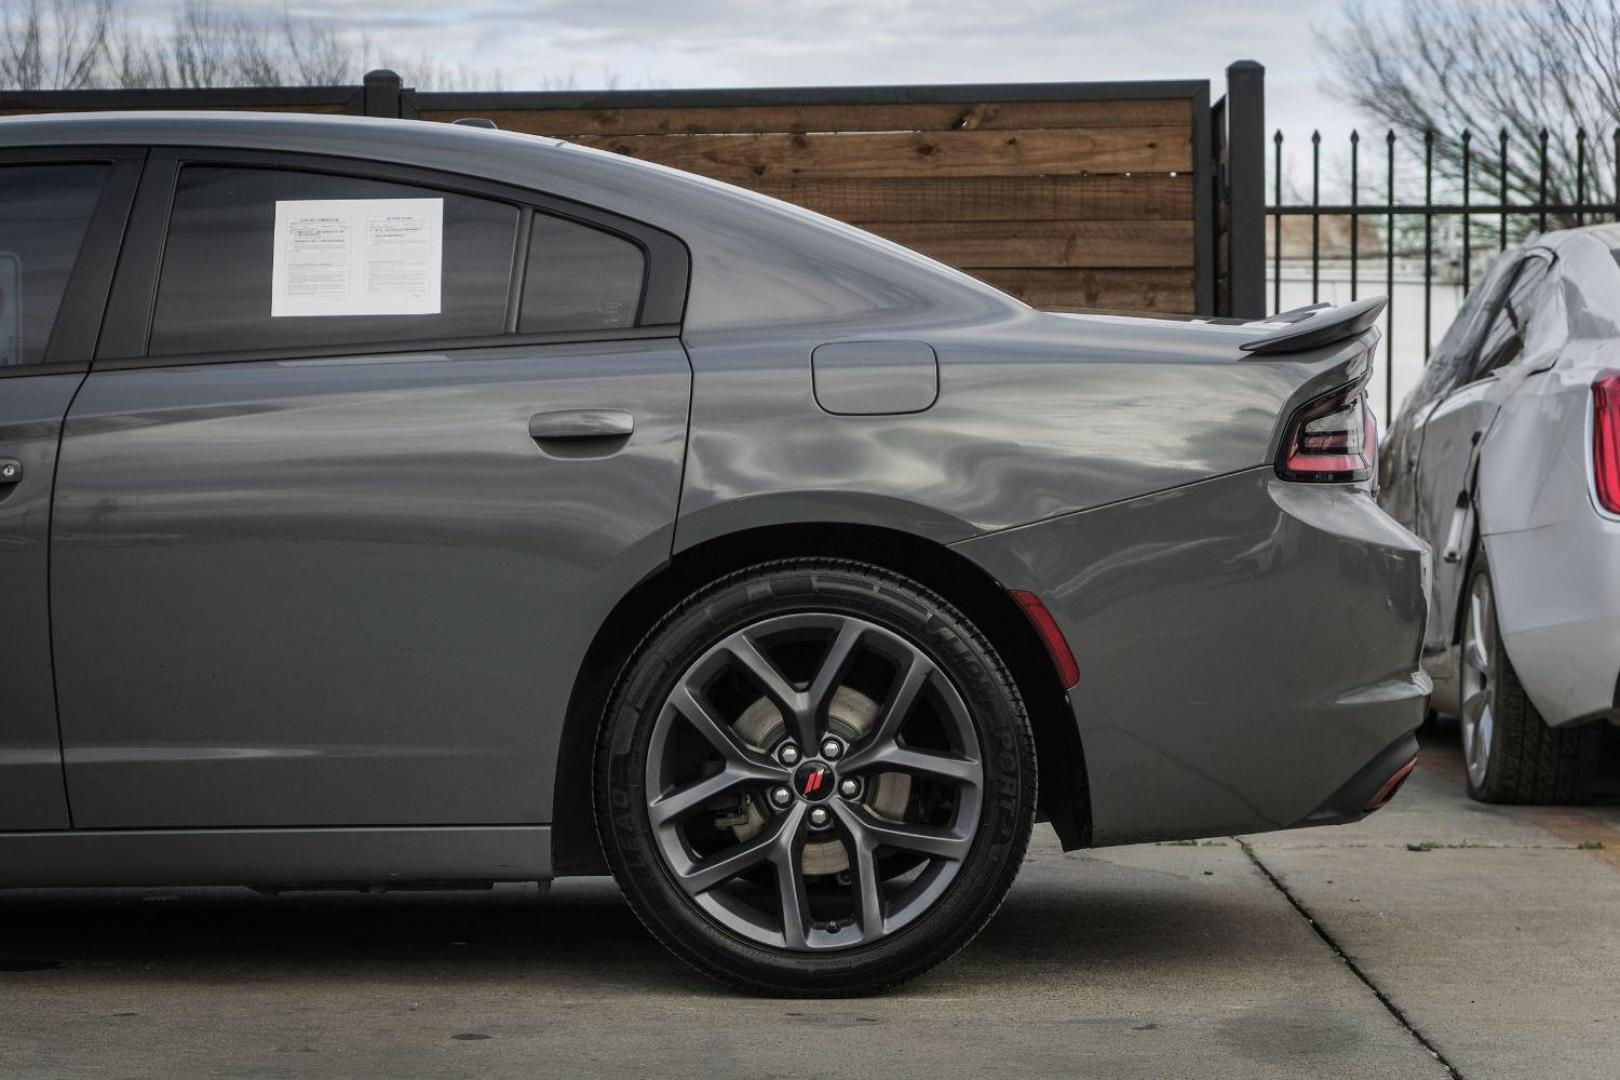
left=1576, top=128, right=1587, bottom=227
left=1537, top=128, right=1550, bottom=233
left=1422, top=130, right=1434, bottom=358
left=363, top=69, right=403, bottom=119
left=1499, top=128, right=1510, bottom=251
left=1461, top=130, right=1472, bottom=294
left=1310, top=131, right=1321, bottom=304
left=1386, top=129, right=1395, bottom=421
left=1272, top=130, right=1283, bottom=314
left=1224, top=61, right=1266, bottom=319
left=1349, top=130, right=1360, bottom=300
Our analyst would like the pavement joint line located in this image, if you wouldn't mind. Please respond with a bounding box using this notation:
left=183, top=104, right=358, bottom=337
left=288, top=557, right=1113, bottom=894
left=1236, top=837, right=1464, bottom=1080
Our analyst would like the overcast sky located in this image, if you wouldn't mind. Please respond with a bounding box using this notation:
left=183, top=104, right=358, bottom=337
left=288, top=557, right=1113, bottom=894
left=127, top=0, right=1396, bottom=149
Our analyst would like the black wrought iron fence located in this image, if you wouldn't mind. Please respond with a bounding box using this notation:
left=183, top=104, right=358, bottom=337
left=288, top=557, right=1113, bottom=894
left=1267, top=127, right=1620, bottom=418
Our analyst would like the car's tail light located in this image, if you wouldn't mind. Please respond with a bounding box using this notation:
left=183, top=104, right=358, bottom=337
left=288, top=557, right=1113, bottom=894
left=1593, top=370, right=1620, bottom=515
left=1277, top=383, right=1377, bottom=483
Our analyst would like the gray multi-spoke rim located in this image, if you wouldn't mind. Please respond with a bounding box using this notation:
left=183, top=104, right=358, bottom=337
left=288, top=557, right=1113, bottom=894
left=644, top=612, right=984, bottom=952
left=1460, top=574, right=1495, bottom=788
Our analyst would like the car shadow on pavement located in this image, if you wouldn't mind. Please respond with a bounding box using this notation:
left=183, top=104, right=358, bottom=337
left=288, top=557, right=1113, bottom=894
left=6, top=729, right=1612, bottom=997
left=0, top=842, right=1264, bottom=998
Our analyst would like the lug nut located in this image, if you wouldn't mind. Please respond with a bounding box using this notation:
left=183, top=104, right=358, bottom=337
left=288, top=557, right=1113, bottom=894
left=778, top=744, right=801, bottom=766
left=820, top=737, right=843, bottom=760
left=838, top=777, right=861, bottom=799
left=770, top=786, right=792, bottom=808
left=808, top=807, right=831, bottom=829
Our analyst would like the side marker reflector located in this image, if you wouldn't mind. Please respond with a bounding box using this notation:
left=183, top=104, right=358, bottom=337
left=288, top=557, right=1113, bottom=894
left=1010, top=590, right=1081, bottom=690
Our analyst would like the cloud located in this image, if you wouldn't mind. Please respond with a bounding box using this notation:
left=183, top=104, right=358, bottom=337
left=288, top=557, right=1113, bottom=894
left=117, top=0, right=1393, bottom=141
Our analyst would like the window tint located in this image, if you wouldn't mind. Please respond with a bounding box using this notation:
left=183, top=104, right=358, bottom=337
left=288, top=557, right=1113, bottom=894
left=0, top=164, right=109, bottom=367
left=520, top=214, right=646, bottom=333
left=151, top=166, right=519, bottom=356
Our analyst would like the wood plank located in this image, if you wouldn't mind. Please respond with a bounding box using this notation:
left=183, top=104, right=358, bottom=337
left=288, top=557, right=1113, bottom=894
left=969, top=267, right=1196, bottom=313
left=417, top=98, right=1191, bottom=136
left=568, top=127, right=1191, bottom=180
left=749, top=174, right=1192, bottom=222
left=869, top=219, right=1194, bottom=269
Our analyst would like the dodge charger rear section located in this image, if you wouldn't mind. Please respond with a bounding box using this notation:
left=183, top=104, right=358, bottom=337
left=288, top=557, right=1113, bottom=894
left=0, top=112, right=1429, bottom=995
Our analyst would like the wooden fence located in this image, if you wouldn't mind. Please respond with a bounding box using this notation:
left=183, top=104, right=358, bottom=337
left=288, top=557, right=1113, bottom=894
left=2, top=65, right=1266, bottom=317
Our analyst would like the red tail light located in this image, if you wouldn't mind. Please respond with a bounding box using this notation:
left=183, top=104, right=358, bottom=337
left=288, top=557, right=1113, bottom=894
left=1594, top=370, right=1620, bottom=515
left=1277, top=384, right=1377, bottom=483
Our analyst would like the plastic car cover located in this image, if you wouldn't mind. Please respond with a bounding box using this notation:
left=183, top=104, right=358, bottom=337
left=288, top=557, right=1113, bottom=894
left=1395, top=253, right=1517, bottom=421
left=1554, top=224, right=1620, bottom=344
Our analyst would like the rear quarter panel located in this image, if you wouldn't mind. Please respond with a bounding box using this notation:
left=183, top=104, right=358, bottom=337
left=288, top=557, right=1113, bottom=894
left=677, top=312, right=1376, bottom=547
left=955, top=469, right=1429, bottom=843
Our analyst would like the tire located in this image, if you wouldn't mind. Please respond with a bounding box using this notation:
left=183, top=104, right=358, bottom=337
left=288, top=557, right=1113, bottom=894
left=594, top=558, right=1037, bottom=996
left=1459, top=557, right=1600, bottom=803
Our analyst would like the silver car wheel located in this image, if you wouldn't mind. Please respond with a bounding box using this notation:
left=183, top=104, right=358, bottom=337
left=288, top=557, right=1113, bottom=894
left=1460, top=572, right=1496, bottom=788
left=643, top=612, right=984, bottom=952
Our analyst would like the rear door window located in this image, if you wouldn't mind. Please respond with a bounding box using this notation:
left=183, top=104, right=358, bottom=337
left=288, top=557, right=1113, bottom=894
left=0, top=164, right=110, bottom=367
left=149, top=166, right=519, bottom=357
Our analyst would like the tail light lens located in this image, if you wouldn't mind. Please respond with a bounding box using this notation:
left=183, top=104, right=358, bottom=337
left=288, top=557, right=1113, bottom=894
left=1595, top=370, right=1620, bottom=514
left=1277, top=384, right=1377, bottom=483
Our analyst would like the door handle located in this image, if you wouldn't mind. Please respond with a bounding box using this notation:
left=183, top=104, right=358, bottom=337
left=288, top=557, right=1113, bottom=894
left=528, top=410, right=635, bottom=442
left=0, top=458, right=20, bottom=485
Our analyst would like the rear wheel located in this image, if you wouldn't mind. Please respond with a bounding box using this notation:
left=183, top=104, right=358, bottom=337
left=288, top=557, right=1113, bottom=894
left=595, top=559, right=1036, bottom=995
left=1459, top=560, right=1599, bottom=803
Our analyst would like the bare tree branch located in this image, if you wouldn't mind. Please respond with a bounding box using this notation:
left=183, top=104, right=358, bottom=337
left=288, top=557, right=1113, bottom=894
left=1320, top=0, right=1620, bottom=228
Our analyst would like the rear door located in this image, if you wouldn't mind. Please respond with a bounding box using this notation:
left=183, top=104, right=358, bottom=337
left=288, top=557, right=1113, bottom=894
left=0, top=150, right=138, bottom=830
left=52, top=151, right=691, bottom=829
left=1413, top=250, right=1553, bottom=649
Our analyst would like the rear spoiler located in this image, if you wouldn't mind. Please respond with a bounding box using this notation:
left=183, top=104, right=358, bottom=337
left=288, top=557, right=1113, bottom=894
left=1239, top=296, right=1388, bottom=355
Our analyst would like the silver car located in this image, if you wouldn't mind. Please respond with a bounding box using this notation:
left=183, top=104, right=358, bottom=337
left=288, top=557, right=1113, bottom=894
left=1, top=112, right=1429, bottom=995
left=1381, top=224, right=1620, bottom=803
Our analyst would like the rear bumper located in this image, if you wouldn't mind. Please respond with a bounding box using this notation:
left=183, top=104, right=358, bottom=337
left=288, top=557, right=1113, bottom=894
left=954, top=467, right=1431, bottom=845
left=1298, top=732, right=1419, bottom=827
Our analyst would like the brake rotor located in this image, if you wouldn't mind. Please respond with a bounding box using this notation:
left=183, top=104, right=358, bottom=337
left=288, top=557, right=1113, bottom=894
left=727, top=685, right=910, bottom=876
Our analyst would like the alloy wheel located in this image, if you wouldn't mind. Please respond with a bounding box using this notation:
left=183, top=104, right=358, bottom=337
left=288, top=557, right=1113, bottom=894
left=1460, top=572, right=1496, bottom=788
left=643, top=612, right=984, bottom=951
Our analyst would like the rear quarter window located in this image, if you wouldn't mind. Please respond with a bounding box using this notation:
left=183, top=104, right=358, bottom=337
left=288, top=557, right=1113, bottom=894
left=520, top=214, right=646, bottom=333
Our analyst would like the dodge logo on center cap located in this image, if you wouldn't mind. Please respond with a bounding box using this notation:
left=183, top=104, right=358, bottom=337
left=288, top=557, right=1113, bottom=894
left=794, top=763, right=832, bottom=801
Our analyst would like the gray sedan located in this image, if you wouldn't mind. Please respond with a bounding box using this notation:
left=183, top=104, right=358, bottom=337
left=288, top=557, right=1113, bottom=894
left=1380, top=224, right=1620, bottom=804
left=0, top=112, right=1428, bottom=995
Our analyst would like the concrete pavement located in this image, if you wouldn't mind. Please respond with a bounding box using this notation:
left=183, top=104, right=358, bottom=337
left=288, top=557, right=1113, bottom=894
left=1244, top=731, right=1620, bottom=1080
left=0, top=730, right=1614, bottom=1079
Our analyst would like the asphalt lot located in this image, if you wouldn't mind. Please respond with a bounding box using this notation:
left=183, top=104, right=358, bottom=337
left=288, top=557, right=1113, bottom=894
left=2, top=729, right=1616, bottom=1080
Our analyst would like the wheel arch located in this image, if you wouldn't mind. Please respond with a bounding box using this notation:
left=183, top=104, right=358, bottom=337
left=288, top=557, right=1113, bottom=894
left=549, top=521, right=1091, bottom=876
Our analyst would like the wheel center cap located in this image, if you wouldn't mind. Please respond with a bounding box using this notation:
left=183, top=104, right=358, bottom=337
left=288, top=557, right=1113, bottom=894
left=794, top=762, right=834, bottom=801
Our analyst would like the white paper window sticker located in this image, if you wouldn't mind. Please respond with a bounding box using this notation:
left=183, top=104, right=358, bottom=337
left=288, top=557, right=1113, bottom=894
left=271, top=198, right=443, bottom=318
